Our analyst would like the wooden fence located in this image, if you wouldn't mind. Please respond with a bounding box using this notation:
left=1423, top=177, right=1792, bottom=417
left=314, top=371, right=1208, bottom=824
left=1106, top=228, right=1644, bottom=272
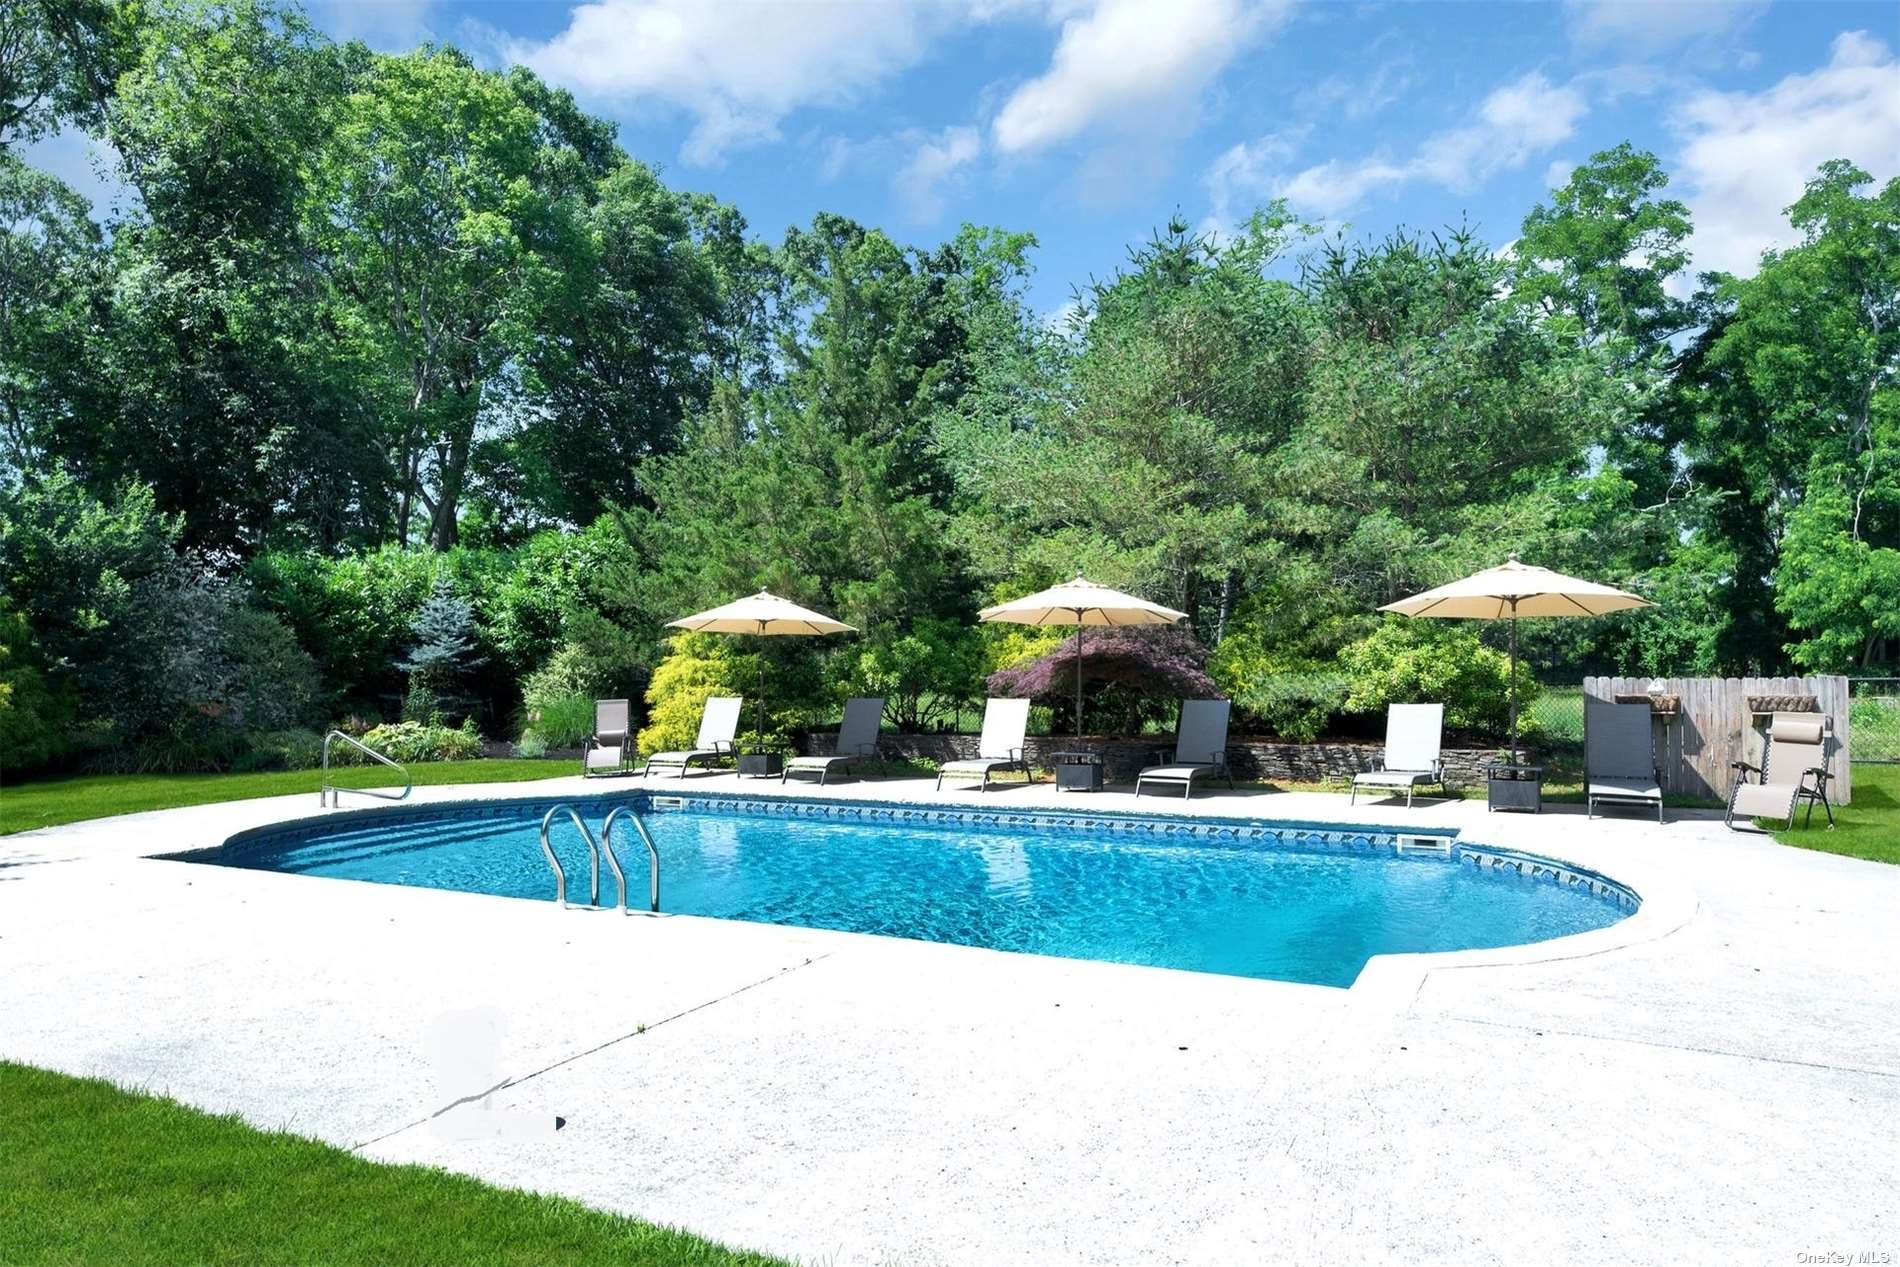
left=1581, top=676, right=1852, bottom=804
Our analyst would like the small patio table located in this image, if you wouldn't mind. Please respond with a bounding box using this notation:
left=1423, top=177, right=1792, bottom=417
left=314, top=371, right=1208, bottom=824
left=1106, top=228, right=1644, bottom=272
left=1051, top=751, right=1103, bottom=792
left=1482, top=761, right=1543, bottom=813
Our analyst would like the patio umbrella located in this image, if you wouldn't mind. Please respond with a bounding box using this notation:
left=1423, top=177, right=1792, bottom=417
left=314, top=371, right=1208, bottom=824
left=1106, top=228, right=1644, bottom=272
left=978, top=575, right=1187, bottom=738
left=1378, top=556, right=1654, bottom=763
left=666, top=591, right=856, bottom=749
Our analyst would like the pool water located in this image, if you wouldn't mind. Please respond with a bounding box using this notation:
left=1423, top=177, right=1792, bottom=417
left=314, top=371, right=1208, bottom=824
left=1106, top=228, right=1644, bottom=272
left=179, top=796, right=1633, bottom=988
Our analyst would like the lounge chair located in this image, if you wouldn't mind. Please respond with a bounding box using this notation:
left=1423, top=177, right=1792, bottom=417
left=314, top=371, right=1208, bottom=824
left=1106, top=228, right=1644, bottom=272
left=640, top=696, right=742, bottom=778
left=1350, top=704, right=1446, bottom=806
left=1726, top=712, right=1834, bottom=831
left=936, top=698, right=1031, bottom=791
left=1135, top=700, right=1234, bottom=799
left=783, top=697, right=884, bottom=786
left=582, top=698, right=631, bottom=777
left=1585, top=699, right=1664, bottom=823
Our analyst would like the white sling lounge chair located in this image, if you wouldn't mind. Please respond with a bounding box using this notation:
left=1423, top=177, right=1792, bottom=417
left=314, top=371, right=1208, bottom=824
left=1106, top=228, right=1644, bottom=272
left=1726, top=711, right=1834, bottom=830
left=936, top=698, right=1032, bottom=791
left=783, top=697, right=884, bottom=786
left=641, top=695, right=742, bottom=778
left=1350, top=704, right=1446, bottom=806
left=1135, top=700, right=1234, bottom=799
left=582, top=698, right=631, bottom=776
left=1585, top=699, right=1664, bottom=823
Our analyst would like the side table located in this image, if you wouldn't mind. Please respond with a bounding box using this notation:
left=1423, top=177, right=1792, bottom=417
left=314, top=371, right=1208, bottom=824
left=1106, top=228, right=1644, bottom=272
left=1050, top=750, right=1103, bottom=792
left=1483, top=761, right=1543, bottom=813
left=737, top=752, right=784, bottom=779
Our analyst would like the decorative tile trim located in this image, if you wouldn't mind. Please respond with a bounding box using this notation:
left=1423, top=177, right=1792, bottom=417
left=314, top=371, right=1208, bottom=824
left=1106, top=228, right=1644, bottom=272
left=1455, top=845, right=1640, bottom=910
left=648, top=791, right=1405, bottom=850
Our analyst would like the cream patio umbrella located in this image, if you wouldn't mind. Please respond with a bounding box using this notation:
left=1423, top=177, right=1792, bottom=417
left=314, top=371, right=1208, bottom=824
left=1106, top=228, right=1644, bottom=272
left=979, top=575, right=1188, bottom=738
left=1378, top=556, right=1654, bottom=763
left=666, top=591, right=856, bottom=749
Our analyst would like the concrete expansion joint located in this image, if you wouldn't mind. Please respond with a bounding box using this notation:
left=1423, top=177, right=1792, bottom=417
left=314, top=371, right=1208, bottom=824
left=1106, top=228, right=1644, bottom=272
left=349, top=951, right=836, bottom=1152
left=1438, top=1013, right=1900, bottom=1080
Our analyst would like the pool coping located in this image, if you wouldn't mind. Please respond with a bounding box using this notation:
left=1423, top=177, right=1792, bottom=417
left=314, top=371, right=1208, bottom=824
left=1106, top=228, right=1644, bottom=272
left=152, top=779, right=1697, bottom=1011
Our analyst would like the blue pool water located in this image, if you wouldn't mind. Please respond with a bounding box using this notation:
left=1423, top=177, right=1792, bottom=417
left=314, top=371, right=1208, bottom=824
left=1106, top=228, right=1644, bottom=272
left=177, top=796, right=1633, bottom=987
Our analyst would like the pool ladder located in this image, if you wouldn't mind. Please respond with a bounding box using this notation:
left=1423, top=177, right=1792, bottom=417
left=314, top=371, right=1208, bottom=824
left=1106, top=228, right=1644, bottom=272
left=538, top=804, right=660, bottom=913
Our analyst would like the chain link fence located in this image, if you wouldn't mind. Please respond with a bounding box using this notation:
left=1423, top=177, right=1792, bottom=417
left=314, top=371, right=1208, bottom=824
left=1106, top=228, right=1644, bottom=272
left=1851, top=678, right=1900, bottom=763
left=1523, top=686, right=1585, bottom=754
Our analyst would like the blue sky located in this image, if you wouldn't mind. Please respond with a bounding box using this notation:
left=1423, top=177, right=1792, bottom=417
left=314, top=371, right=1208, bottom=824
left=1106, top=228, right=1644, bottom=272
left=30, top=0, right=1900, bottom=315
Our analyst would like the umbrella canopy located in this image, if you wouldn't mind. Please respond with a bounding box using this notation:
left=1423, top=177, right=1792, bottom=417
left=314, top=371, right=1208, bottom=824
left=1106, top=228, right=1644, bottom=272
left=979, top=576, right=1187, bottom=737
left=665, top=591, right=856, bottom=636
left=1378, top=557, right=1654, bottom=763
left=978, top=576, right=1188, bottom=627
left=666, top=592, right=855, bottom=747
left=1378, top=558, right=1654, bottom=620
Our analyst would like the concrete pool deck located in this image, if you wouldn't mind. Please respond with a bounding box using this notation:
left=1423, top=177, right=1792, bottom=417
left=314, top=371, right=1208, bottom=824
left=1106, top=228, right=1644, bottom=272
left=2, top=772, right=1895, bottom=1264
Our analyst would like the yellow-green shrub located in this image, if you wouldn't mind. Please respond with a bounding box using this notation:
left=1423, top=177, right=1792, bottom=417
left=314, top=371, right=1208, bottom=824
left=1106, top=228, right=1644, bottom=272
left=638, top=634, right=749, bottom=756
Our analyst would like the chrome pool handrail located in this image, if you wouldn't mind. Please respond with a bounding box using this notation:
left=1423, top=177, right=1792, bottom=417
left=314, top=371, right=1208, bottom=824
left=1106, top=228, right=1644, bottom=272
left=539, top=804, right=606, bottom=908
left=601, top=805, right=659, bottom=913
left=319, top=730, right=412, bottom=808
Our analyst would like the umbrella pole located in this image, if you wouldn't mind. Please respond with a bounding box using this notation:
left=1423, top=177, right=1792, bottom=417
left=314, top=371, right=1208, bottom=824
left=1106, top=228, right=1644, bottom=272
left=1075, top=620, right=1084, bottom=739
left=755, top=630, right=766, bottom=751
left=1507, top=602, right=1519, bottom=765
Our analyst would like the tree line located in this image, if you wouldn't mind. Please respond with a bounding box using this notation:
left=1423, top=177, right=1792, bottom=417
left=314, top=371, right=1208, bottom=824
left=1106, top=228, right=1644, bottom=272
left=1, top=0, right=1895, bottom=771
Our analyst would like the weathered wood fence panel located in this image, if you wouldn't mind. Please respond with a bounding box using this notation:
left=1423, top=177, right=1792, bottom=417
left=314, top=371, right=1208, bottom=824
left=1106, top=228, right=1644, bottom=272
left=1582, top=676, right=1852, bottom=804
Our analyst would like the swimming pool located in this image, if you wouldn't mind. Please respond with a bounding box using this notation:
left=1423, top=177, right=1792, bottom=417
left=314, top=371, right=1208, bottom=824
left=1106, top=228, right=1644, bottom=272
left=176, top=794, right=1636, bottom=988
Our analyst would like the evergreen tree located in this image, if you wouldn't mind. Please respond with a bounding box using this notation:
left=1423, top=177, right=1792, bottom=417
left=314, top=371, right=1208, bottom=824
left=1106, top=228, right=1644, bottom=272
left=396, top=577, right=484, bottom=722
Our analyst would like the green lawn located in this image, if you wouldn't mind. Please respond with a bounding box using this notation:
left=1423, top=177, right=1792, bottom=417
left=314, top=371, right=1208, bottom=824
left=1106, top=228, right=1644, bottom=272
left=1771, top=762, right=1900, bottom=865
left=0, top=1062, right=780, bottom=1267
left=0, top=759, right=574, bottom=836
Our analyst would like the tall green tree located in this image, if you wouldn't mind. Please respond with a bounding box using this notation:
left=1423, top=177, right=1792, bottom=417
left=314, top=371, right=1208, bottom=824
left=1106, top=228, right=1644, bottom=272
left=506, top=160, right=728, bottom=526
left=1689, top=162, right=1900, bottom=669
left=0, top=153, right=108, bottom=473
left=943, top=211, right=1308, bottom=633
left=313, top=47, right=592, bottom=549
left=81, top=0, right=384, bottom=552
left=1, top=0, right=137, bottom=147
left=625, top=215, right=1014, bottom=655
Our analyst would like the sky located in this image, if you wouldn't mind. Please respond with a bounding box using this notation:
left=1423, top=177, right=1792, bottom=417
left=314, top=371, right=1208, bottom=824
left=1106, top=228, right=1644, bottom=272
left=27, top=0, right=1900, bottom=315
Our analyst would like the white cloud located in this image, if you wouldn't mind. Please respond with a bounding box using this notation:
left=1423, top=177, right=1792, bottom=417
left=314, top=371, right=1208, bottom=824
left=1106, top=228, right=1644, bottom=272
left=1673, top=30, right=1900, bottom=277
left=1415, top=73, right=1588, bottom=188
left=1210, top=72, right=1586, bottom=220
left=1562, top=0, right=1767, bottom=52
left=991, top=0, right=1288, bottom=154
left=896, top=126, right=983, bottom=221
left=1296, top=53, right=1417, bottom=122
left=1200, top=129, right=1304, bottom=236
left=1545, top=158, right=1577, bottom=189
left=508, top=0, right=969, bottom=164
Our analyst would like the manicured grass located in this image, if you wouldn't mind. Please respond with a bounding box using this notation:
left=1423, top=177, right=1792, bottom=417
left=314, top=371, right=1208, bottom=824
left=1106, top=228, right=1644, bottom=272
left=0, top=1062, right=780, bottom=1267
left=1771, top=762, right=1900, bottom=865
left=0, top=759, right=574, bottom=836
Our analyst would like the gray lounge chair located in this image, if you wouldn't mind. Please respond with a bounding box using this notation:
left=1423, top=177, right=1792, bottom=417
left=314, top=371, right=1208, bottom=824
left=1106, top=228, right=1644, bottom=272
left=582, top=698, right=631, bottom=777
left=1726, top=711, right=1834, bottom=830
left=1135, top=700, right=1234, bottom=799
left=1585, top=699, right=1664, bottom=823
left=1350, top=704, right=1446, bottom=806
left=783, top=697, right=884, bottom=786
left=936, top=698, right=1031, bottom=791
left=640, top=695, right=742, bottom=778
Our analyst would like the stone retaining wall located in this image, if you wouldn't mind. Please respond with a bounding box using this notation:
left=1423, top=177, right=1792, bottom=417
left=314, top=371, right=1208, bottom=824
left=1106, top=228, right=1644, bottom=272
left=801, top=732, right=1512, bottom=788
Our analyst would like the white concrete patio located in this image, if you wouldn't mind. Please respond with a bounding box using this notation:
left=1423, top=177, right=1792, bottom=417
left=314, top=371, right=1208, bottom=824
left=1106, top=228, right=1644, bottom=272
left=2, top=771, right=1895, bottom=1266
